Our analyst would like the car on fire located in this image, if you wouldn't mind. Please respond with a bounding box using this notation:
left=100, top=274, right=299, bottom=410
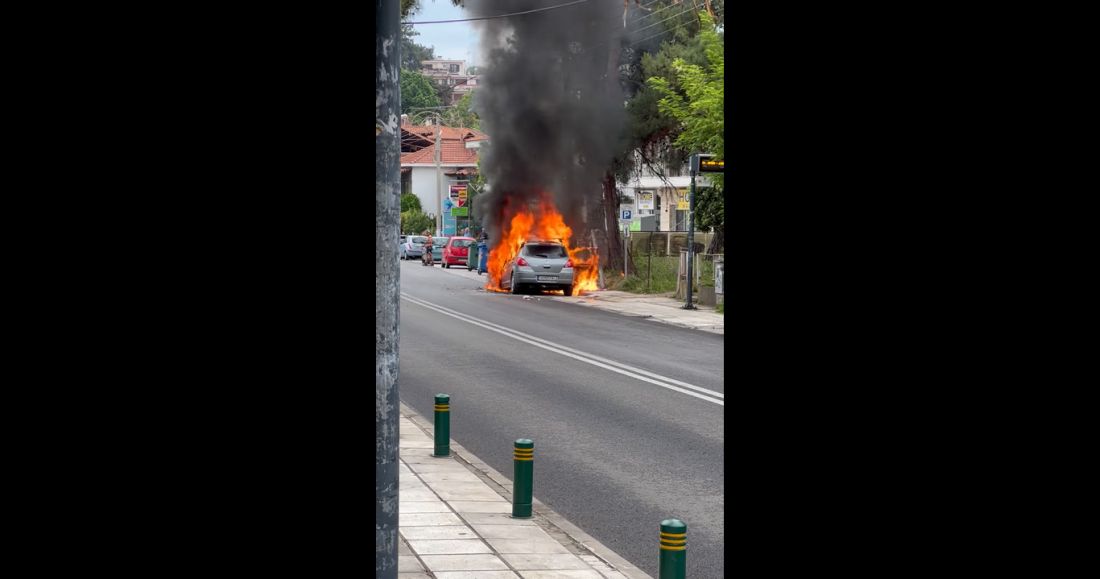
left=501, top=239, right=575, bottom=296
left=441, top=236, right=474, bottom=268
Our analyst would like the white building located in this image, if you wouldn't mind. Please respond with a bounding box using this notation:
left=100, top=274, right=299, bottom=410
left=617, top=150, right=712, bottom=231
left=399, top=119, right=487, bottom=227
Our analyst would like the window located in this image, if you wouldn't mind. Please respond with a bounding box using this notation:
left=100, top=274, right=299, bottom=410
left=449, top=64, right=460, bottom=73
left=522, top=244, right=567, bottom=258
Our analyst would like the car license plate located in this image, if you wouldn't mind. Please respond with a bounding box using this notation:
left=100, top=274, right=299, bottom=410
left=537, top=275, right=556, bottom=281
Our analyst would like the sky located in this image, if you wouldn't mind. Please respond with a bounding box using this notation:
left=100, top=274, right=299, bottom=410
left=406, top=1, right=481, bottom=66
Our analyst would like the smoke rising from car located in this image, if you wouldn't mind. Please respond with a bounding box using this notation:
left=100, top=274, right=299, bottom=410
left=466, top=0, right=625, bottom=248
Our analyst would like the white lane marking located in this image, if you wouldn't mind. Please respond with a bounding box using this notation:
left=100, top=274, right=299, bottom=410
left=401, top=292, right=723, bottom=406
left=406, top=292, right=723, bottom=399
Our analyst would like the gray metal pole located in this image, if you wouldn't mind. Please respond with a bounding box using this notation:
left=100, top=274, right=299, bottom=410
left=684, top=155, right=697, bottom=310
left=376, top=0, right=401, bottom=576
left=435, top=120, right=443, bottom=235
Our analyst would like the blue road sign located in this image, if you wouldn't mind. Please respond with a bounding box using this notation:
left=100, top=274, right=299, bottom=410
left=621, top=210, right=632, bottom=221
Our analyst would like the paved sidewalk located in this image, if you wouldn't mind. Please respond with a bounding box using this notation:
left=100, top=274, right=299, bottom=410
left=398, top=404, right=650, bottom=578
left=437, top=265, right=724, bottom=335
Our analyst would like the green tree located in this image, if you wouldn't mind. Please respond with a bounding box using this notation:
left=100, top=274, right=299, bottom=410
left=646, top=11, right=724, bottom=251
left=445, top=92, right=479, bottom=129
left=400, top=25, right=436, bottom=71
left=401, top=193, right=422, bottom=213
left=647, top=12, right=724, bottom=184
left=400, top=69, right=442, bottom=114
left=401, top=210, right=435, bottom=234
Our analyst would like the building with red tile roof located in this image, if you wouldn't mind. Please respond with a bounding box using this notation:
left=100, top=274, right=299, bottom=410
left=399, top=118, right=487, bottom=227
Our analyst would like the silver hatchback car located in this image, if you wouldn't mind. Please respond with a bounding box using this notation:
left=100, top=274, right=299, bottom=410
left=501, top=240, right=576, bottom=296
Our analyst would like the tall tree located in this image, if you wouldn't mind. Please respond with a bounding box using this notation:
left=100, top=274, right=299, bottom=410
left=647, top=11, right=724, bottom=251
left=400, top=25, right=436, bottom=71
left=444, top=92, right=479, bottom=130
left=400, top=69, right=442, bottom=114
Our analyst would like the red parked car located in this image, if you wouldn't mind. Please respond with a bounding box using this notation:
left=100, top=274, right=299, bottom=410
left=441, top=237, right=475, bottom=268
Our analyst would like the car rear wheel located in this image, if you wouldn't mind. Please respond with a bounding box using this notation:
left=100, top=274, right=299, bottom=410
left=510, top=272, right=520, bottom=294
left=563, top=285, right=573, bottom=297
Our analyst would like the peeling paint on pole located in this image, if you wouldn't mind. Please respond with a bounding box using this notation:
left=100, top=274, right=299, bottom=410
left=376, top=1, right=401, bottom=578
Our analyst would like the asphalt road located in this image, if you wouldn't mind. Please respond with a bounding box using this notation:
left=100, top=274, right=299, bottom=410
left=398, top=259, right=724, bottom=578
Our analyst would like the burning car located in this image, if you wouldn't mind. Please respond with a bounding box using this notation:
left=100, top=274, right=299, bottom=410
left=501, top=239, right=575, bottom=296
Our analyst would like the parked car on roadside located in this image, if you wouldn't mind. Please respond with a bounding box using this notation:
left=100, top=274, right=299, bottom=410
left=501, top=239, right=575, bottom=296
left=401, top=236, right=427, bottom=260
left=430, top=237, right=448, bottom=263
left=441, top=236, right=475, bottom=268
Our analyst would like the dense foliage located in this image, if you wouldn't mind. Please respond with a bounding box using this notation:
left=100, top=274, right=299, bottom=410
left=400, top=69, right=442, bottom=114
left=401, top=193, right=422, bottom=213
left=401, top=210, right=434, bottom=234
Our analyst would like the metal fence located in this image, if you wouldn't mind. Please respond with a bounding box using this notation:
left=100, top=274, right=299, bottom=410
left=674, top=251, right=724, bottom=305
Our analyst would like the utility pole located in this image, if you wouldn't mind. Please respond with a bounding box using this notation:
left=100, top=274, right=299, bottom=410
left=376, top=0, right=401, bottom=576
left=684, top=154, right=698, bottom=310
left=435, top=116, right=443, bottom=235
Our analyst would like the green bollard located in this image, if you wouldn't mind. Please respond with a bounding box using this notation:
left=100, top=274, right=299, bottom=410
left=433, top=394, right=450, bottom=457
left=511, top=439, right=534, bottom=518
left=659, top=518, right=687, bottom=579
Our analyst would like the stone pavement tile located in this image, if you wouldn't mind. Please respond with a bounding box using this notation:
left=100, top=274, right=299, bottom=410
left=401, top=501, right=451, bottom=513
left=398, top=555, right=425, bottom=572
left=460, top=513, right=538, bottom=526
left=434, top=572, right=520, bottom=579
left=485, top=538, right=570, bottom=554
left=406, top=539, right=493, bottom=555
left=399, top=488, right=439, bottom=501
left=397, top=574, right=432, bottom=579
left=399, top=439, right=434, bottom=449
left=420, top=554, right=511, bottom=572
left=578, top=555, right=626, bottom=578
left=434, top=486, right=508, bottom=501
left=406, top=461, right=474, bottom=472
left=401, top=525, right=478, bottom=540
left=399, top=538, right=414, bottom=555
left=501, top=553, right=591, bottom=571
left=471, top=525, right=554, bottom=540
left=416, top=471, right=484, bottom=483
left=516, top=571, right=604, bottom=579
left=397, top=477, right=429, bottom=490
left=401, top=512, right=464, bottom=526
left=430, top=480, right=500, bottom=492
left=402, top=453, right=457, bottom=464
left=449, top=501, right=513, bottom=513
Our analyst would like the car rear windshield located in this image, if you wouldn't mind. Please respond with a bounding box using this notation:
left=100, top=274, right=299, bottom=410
left=523, top=244, right=567, bottom=258
left=433, top=238, right=448, bottom=246
left=408, top=236, right=426, bottom=244
left=451, top=239, right=473, bottom=248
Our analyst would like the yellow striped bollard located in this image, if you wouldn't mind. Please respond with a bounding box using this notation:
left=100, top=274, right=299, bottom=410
left=659, top=518, right=686, bottom=579
left=433, top=394, right=450, bottom=457
left=511, top=439, right=534, bottom=518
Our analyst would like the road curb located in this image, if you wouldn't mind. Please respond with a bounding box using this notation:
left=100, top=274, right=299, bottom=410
left=401, top=401, right=654, bottom=579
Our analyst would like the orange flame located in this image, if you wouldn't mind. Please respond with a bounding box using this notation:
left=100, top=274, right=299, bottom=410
left=486, top=197, right=600, bottom=295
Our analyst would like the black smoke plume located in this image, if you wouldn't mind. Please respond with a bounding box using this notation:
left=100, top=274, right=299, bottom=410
left=467, top=0, right=625, bottom=248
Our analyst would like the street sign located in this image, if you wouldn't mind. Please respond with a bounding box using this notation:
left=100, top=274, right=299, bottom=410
left=449, top=183, right=468, bottom=206
left=451, top=206, right=468, bottom=217
left=691, top=154, right=724, bottom=173
left=637, top=191, right=654, bottom=210
left=620, top=209, right=632, bottom=221
left=699, top=158, right=724, bottom=173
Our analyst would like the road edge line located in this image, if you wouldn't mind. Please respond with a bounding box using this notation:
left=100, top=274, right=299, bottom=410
left=400, top=401, right=654, bottom=579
